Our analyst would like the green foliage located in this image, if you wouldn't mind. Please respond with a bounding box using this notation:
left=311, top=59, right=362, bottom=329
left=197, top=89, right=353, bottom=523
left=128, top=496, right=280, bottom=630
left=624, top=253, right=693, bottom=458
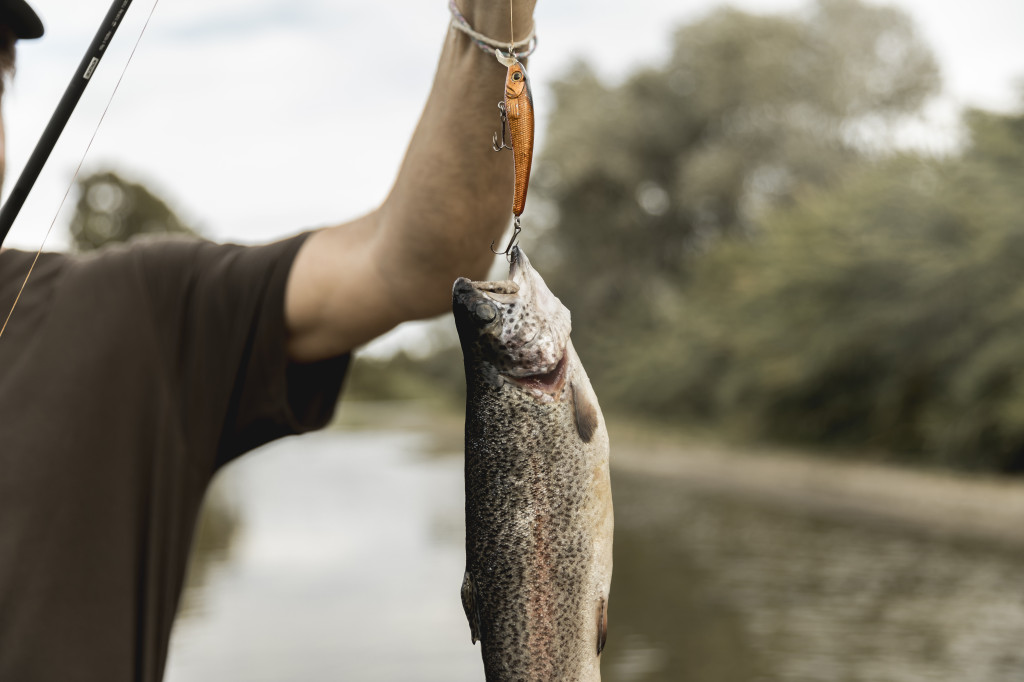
left=533, top=0, right=940, bottom=417
left=534, top=0, right=938, bottom=296
left=609, top=106, right=1024, bottom=472
left=528, top=0, right=1024, bottom=472
left=69, top=171, right=199, bottom=251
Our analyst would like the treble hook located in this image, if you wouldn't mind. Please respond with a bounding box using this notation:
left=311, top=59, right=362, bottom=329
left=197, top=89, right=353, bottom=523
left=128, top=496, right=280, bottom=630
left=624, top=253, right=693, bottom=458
left=491, top=101, right=513, bottom=152
left=491, top=216, right=522, bottom=259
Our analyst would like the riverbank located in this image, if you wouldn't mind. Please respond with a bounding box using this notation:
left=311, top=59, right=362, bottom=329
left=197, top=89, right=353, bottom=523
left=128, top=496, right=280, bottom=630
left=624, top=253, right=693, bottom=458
left=611, top=421, right=1024, bottom=551
left=336, top=400, right=1024, bottom=551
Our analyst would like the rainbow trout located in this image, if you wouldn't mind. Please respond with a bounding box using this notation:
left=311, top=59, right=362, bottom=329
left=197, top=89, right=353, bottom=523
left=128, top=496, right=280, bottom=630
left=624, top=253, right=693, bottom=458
left=453, top=246, right=613, bottom=681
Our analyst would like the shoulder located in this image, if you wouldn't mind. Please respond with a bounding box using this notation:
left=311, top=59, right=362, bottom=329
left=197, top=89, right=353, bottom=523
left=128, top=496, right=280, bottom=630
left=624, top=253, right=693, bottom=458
left=63, top=232, right=314, bottom=292
left=0, top=248, right=71, bottom=289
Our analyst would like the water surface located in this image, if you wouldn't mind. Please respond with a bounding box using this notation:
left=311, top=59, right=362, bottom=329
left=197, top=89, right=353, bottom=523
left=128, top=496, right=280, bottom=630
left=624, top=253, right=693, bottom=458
left=165, top=414, right=1024, bottom=681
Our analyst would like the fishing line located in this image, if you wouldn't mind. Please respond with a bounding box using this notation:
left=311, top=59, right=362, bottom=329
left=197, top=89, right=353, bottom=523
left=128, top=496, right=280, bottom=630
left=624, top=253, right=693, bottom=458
left=0, top=0, right=162, bottom=340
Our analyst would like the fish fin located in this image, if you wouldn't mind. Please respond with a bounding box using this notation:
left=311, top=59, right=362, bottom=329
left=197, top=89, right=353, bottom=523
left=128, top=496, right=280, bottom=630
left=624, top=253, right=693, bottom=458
left=597, top=596, right=609, bottom=655
left=507, top=97, right=520, bottom=119
left=572, top=382, right=599, bottom=443
left=461, top=571, right=481, bottom=645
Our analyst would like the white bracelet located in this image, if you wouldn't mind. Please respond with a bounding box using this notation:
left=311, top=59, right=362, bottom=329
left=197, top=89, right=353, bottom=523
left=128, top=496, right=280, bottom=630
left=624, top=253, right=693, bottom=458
left=448, top=0, right=537, bottom=60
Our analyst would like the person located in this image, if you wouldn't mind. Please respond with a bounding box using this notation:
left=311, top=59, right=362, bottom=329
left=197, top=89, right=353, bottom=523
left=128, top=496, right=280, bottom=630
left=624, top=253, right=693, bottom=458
left=0, top=0, right=537, bottom=679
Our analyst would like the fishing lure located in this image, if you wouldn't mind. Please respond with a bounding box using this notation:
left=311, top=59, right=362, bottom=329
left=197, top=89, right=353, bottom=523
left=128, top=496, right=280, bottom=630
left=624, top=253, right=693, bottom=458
left=492, top=55, right=534, bottom=254
left=492, top=58, right=534, bottom=217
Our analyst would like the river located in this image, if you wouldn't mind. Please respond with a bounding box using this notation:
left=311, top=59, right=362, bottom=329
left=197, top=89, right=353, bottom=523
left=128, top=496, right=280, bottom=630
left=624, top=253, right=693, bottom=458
left=164, top=405, right=1024, bottom=682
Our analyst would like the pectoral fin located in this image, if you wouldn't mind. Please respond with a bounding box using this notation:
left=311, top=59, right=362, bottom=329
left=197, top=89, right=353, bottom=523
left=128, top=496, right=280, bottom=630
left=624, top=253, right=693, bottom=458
left=572, top=382, right=599, bottom=443
left=597, top=596, right=609, bottom=655
left=461, top=571, right=482, bottom=644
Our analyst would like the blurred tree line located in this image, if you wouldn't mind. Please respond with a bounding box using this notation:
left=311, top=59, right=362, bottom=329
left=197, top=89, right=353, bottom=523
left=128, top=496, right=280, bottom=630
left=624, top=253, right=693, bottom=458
left=534, top=0, right=1024, bottom=472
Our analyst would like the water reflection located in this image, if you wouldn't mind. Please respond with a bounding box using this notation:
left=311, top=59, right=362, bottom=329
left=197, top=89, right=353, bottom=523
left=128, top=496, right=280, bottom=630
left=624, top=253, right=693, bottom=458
left=166, top=429, right=482, bottom=682
left=607, top=470, right=1024, bottom=682
left=165, top=408, right=1024, bottom=682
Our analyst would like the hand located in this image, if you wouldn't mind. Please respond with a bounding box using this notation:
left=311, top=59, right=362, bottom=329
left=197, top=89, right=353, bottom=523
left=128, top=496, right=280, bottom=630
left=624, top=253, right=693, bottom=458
left=457, top=0, right=538, bottom=46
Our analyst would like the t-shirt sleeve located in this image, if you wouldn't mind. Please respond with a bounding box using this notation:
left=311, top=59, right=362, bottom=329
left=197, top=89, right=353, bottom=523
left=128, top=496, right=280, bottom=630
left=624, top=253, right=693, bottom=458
left=128, top=233, right=349, bottom=469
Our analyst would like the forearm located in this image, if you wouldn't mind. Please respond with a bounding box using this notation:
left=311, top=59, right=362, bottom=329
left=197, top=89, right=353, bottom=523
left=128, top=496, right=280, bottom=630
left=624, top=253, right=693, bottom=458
left=286, top=1, right=536, bottom=361
left=373, top=1, right=536, bottom=312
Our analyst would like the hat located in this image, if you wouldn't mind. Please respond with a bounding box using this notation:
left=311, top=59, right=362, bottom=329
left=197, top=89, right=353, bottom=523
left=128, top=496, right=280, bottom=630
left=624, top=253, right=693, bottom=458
left=0, top=0, right=43, bottom=39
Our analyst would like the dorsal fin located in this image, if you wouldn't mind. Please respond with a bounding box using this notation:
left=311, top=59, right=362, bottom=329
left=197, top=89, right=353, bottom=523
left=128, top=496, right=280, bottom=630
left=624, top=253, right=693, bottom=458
left=572, top=382, right=599, bottom=443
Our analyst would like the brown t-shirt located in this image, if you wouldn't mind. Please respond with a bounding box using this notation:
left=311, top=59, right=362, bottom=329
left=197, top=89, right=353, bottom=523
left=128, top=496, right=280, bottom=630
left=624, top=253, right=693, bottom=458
left=0, top=234, right=348, bottom=681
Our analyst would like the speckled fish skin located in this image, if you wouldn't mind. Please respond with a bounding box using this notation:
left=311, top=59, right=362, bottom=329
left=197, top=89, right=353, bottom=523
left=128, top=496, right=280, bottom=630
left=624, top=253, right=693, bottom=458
left=452, top=247, right=612, bottom=682
left=504, top=61, right=534, bottom=217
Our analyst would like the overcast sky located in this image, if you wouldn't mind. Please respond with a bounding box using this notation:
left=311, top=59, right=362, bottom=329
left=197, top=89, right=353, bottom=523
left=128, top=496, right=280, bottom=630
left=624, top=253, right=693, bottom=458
left=2, top=0, right=1022, bottom=255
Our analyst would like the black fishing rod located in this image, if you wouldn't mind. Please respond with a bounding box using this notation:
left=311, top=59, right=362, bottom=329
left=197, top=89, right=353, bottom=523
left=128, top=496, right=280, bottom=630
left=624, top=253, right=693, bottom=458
left=0, top=0, right=134, bottom=248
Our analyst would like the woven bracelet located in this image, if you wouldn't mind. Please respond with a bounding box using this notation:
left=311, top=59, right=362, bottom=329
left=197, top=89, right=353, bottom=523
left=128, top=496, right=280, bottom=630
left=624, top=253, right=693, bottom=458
left=448, top=0, right=537, bottom=60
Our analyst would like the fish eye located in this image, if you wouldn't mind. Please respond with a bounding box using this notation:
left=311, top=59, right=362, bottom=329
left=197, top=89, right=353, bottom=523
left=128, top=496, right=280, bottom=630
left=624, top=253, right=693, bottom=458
left=512, top=72, right=522, bottom=82
left=474, top=302, right=497, bottom=324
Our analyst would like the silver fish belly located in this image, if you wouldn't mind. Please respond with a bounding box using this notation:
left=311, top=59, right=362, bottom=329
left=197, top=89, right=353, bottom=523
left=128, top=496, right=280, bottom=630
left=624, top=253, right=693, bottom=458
left=452, top=247, right=613, bottom=682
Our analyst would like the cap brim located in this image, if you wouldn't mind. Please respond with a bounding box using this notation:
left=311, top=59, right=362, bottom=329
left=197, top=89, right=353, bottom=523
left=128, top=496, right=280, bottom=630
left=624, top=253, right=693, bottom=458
left=2, top=0, right=44, bottom=39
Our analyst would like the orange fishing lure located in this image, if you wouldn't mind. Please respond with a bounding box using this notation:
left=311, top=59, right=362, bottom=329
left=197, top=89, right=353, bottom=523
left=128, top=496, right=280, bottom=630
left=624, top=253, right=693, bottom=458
left=493, top=59, right=534, bottom=218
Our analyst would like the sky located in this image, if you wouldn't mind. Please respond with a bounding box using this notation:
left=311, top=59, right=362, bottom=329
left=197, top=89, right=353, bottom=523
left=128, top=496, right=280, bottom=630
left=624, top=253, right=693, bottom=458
left=1, top=0, right=1021, bottom=257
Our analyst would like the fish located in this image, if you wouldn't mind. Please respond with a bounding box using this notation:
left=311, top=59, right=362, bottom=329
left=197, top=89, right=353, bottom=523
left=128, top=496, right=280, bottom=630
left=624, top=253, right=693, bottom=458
left=500, top=60, right=535, bottom=217
left=452, top=246, right=613, bottom=681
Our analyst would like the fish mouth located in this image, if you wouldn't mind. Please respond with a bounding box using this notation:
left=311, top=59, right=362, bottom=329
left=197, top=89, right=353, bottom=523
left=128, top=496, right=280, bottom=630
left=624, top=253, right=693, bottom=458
left=454, top=247, right=570, bottom=396
left=505, top=350, right=568, bottom=395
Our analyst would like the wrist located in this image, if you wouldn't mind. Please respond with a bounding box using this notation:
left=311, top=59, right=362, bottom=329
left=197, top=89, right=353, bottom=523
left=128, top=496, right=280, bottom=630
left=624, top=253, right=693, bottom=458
left=455, top=0, right=536, bottom=46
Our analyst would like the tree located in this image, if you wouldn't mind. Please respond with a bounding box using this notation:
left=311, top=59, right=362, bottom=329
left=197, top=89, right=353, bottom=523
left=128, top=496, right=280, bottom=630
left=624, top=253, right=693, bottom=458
left=526, top=0, right=1024, bottom=472
left=69, top=171, right=198, bottom=252
left=532, top=0, right=939, bottom=389
left=656, top=103, right=1024, bottom=471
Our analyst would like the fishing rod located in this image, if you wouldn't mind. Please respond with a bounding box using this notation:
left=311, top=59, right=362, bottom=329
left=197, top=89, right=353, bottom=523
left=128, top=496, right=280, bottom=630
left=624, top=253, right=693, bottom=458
left=0, top=0, right=134, bottom=248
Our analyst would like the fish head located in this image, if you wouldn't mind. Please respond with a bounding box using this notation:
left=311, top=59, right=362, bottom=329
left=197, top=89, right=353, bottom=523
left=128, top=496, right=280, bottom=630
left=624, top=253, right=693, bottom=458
left=453, top=246, right=571, bottom=387
left=505, top=61, right=528, bottom=99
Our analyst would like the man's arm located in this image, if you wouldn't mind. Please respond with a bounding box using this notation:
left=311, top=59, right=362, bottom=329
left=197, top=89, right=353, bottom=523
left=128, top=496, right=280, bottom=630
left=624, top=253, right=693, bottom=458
left=284, top=1, right=537, bottom=363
